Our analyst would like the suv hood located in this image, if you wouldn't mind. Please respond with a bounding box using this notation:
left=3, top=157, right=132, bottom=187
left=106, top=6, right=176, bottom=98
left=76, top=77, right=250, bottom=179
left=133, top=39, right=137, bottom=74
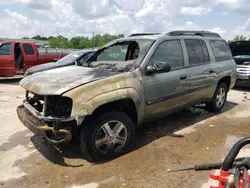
left=20, top=66, right=118, bottom=95
left=230, top=41, right=250, bottom=56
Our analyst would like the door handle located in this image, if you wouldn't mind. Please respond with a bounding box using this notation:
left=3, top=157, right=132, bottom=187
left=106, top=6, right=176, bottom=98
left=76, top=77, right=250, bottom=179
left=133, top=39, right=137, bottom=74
left=203, top=69, right=214, bottom=74
left=180, top=74, right=187, bottom=80
left=209, top=69, right=214, bottom=74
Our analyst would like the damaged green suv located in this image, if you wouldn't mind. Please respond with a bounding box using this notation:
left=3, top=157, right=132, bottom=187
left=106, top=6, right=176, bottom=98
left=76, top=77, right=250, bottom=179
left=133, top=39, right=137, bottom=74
left=17, top=31, right=236, bottom=162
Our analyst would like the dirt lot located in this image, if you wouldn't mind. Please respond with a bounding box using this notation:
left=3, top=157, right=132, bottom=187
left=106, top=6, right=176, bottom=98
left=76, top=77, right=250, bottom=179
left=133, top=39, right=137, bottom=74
left=0, top=80, right=250, bottom=188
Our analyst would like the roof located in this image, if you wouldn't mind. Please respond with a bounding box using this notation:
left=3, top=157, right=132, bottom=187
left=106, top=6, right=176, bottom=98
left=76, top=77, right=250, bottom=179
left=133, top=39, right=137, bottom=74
left=127, top=35, right=162, bottom=40
left=2, top=38, right=49, bottom=45
left=126, top=30, right=222, bottom=40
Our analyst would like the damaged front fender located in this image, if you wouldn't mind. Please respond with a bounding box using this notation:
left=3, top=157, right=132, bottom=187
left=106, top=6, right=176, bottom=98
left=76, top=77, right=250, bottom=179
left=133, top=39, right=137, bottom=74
left=63, top=71, right=145, bottom=124
left=70, top=88, right=142, bottom=115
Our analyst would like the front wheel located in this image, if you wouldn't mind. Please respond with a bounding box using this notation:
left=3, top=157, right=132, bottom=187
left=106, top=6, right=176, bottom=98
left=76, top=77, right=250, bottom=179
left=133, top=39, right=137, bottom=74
left=206, top=83, right=228, bottom=112
left=80, top=111, right=135, bottom=162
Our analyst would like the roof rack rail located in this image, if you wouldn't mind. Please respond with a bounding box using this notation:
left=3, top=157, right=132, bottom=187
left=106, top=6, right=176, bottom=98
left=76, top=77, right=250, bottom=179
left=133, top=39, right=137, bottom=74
left=128, top=32, right=161, bottom=37
left=166, top=30, right=221, bottom=38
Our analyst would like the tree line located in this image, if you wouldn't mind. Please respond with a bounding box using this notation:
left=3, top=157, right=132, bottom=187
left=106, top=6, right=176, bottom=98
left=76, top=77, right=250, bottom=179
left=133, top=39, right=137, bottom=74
left=228, top=35, right=248, bottom=43
left=0, top=34, right=249, bottom=48
left=23, top=34, right=125, bottom=49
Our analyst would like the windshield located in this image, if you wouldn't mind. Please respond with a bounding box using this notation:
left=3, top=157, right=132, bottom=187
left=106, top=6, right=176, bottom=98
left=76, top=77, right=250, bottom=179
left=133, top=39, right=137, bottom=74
left=57, top=51, right=85, bottom=64
left=84, top=39, right=154, bottom=72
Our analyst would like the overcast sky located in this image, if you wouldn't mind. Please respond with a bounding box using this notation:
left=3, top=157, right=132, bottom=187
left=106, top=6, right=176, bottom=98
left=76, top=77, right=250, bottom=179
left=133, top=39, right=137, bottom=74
left=0, top=0, right=249, bottom=40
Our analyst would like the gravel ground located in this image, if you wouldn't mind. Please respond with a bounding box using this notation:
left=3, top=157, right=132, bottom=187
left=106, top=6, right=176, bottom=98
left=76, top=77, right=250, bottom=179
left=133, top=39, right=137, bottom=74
left=0, top=80, right=250, bottom=188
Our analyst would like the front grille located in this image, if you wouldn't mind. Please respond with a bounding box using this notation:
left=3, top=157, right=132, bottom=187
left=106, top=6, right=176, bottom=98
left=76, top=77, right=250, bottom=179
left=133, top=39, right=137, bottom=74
left=234, top=59, right=245, bottom=65
left=46, top=96, right=72, bottom=117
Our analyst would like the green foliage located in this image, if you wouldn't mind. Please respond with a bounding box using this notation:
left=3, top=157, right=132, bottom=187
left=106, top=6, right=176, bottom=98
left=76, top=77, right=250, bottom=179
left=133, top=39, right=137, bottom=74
left=228, top=35, right=248, bottom=43
left=32, top=35, right=48, bottom=41
left=0, top=38, right=3, bottom=42
left=27, top=33, right=125, bottom=48
left=48, top=36, right=69, bottom=48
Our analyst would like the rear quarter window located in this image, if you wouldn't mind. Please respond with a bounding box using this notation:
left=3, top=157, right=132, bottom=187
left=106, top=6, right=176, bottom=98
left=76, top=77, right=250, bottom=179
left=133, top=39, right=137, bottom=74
left=210, top=40, right=232, bottom=62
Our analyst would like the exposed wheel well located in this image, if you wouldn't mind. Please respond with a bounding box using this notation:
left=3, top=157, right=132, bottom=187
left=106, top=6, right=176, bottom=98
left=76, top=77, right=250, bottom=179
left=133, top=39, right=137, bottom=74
left=88, top=99, right=138, bottom=126
left=218, top=76, right=231, bottom=91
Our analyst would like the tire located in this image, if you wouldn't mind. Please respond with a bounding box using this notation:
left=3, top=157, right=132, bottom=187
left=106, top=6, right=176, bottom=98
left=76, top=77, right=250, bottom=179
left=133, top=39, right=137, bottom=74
left=206, top=83, right=228, bottom=112
left=80, top=111, right=135, bottom=162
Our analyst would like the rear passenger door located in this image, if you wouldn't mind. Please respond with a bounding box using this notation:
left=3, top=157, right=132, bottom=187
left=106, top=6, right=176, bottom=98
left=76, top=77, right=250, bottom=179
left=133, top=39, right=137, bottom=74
left=143, top=40, right=190, bottom=120
left=184, top=39, right=215, bottom=101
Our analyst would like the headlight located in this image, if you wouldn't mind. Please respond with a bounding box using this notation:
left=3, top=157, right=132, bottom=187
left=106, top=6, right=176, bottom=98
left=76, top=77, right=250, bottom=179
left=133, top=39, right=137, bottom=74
left=46, top=96, right=73, bottom=117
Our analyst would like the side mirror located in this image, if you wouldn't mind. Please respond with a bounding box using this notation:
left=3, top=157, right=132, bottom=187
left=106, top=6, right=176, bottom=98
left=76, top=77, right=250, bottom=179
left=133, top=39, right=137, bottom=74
left=146, top=60, right=171, bottom=74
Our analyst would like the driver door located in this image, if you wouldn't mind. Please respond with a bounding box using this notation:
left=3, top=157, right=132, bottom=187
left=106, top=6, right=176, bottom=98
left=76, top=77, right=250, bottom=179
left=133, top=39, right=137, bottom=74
left=0, top=42, right=16, bottom=76
left=142, top=40, right=190, bottom=120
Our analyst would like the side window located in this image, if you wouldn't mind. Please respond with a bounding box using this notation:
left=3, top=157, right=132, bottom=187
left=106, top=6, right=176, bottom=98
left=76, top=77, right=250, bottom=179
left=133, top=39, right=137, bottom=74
left=210, top=40, right=232, bottom=62
left=200, top=40, right=210, bottom=63
left=97, top=44, right=128, bottom=61
left=0, top=43, right=12, bottom=55
left=185, top=39, right=206, bottom=66
left=151, top=40, right=184, bottom=70
left=79, top=52, right=93, bottom=64
left=23, top=44, right=34, bottom=55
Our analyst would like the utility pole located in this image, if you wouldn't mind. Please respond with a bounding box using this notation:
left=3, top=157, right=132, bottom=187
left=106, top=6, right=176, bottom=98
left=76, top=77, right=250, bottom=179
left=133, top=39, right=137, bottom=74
left=92, top=32, right=95, bottom=48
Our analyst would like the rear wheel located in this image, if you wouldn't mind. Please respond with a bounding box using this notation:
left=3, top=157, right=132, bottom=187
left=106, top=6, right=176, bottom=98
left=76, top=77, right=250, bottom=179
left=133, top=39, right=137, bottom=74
left=206, top=83, right=228, bottom=112
left=80, top=111, right=134, bottom=162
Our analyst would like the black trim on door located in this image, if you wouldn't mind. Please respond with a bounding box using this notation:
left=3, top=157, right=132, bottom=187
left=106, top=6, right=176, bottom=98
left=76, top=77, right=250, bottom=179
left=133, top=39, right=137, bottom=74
left=145, top=83, right=212, bottom=106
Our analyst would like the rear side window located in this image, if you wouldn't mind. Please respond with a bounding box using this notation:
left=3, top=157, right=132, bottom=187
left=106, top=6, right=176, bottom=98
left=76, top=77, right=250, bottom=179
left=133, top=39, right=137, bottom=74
left=23, top=43, right=34, bottom=55
left=151, top=40, right=184, bottom=70
left=0, top=43, right=12, bottom=55
left=210, top=40, right=232, bottom=62
left=185, top=39, right=209, bottom=66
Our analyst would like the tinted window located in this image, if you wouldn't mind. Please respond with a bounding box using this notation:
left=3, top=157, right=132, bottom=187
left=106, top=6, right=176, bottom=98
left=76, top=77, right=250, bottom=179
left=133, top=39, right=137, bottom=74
left=0, top=43, right=12, bottom=55
left=78, top=52, right=94, bottom=64
left=210, top=40, right=232, bottom=62
left=185, top=39, right=207, bottom=66
left=151, top=40, right=184, bottom=70
left=201, top=40, right=210, bottom=63
left=23, top=44, right=34, bottom=55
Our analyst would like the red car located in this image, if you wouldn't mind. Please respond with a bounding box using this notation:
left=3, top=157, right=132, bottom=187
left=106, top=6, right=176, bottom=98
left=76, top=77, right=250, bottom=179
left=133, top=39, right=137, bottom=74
left=0, top=41, right=74, bottom=78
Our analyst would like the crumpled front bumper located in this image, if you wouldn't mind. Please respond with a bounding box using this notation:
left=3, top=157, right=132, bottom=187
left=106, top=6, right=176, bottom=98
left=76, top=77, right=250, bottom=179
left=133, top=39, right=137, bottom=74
left=17, top=105, right=72, bottom=144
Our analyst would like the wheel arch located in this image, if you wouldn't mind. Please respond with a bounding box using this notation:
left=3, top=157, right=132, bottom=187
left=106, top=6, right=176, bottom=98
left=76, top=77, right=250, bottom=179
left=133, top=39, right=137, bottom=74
left=218, top=76, right=231, bottom=92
